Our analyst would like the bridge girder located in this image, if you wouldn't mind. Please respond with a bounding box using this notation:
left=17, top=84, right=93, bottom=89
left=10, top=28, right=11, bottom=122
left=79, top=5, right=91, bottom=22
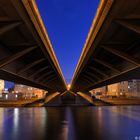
left=71, top=0, right=140, bottom=92
left=0, top=0, right=66, bottom=92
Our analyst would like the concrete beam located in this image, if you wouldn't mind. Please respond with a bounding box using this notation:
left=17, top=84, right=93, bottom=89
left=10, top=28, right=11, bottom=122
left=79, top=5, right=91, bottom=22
left=122, top=14, right=140, bottom=20
left=44, top=75, right=56, bottom=82
left=80, top=78, right=93, bottom=84
left=85, top=71, right=101, bottom=81
left=0, top=46, right=37, bottom=68
left=39, top=92, right=61, bottom=106
left=69, top=91, right=77, bottom=96
left=0, top=22, right=22, bottom=35
left=60, top=91, right=67, bottom=96
left=81, top=65, right=140, bottom=92
left=42, top=77, right=57, bottom=84
left=88, top=66, right=108, bottom=77
left=94, top=58, right=120, bottom=73
left=101, top=45, right=140, bottom=66
left=28, top=66, right=50, bottom=78
left=60, top=90, right=77, bottom=97
left=116, top=20, right=140, bottom=34
left=17, top=58, right=45, bottom=73
left=77, top=92, right=94, bottom=105
left=1, top=69, right=52, bottom=91
left=82, top=75, right=95, bottom=83
left=36, top=71, right=54, bottom=81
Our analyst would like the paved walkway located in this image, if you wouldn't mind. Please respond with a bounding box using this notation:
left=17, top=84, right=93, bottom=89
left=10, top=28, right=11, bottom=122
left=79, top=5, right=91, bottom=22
left=101, top=97, right=140, bottom=105
left=77, top=92, right=111, bottom=106
left=0, top=98, right=43, bottom=107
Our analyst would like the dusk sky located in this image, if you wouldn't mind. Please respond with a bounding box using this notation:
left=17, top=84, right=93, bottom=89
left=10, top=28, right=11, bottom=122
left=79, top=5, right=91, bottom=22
left=36, top=0, right=99, bottom=82
left=5, top=0, right=99, bottom=88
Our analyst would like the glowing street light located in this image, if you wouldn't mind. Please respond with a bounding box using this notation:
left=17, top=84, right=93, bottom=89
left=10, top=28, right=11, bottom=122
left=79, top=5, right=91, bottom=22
left=5, top=94, right=8, bottom=99
left=67, top=84, right=71, bottom=90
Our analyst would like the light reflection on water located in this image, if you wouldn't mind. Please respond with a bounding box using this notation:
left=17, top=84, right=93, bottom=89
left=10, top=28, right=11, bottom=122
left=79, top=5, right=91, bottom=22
left=13, top=108, right=19, bottom=130
left=13, top=108, right=19, bottom=138
left=0, top=106, right=139, bottom=140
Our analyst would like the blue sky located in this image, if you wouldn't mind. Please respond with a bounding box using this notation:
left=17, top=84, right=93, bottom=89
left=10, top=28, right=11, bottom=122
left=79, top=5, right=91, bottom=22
left=36, top=0, right=99, bottom=82
left=5, top=81, right=14, bottom=89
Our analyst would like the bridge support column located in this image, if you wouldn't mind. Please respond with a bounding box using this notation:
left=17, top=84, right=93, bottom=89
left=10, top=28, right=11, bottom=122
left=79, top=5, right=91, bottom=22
left=77, top=92, right=94, bottom=105
left=42, top=92, right=61, bottom=106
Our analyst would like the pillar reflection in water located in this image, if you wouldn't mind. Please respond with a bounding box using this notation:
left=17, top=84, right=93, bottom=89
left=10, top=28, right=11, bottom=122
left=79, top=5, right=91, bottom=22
left=56, top=107, right=76, bottom=140
left=59, top=120, right=69, bottom=140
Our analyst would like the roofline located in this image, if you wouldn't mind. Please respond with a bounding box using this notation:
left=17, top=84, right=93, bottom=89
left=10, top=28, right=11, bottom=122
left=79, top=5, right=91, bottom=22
left=22, top=0, right=67, bottom=88
left=71, top=0, right=114, bottom=89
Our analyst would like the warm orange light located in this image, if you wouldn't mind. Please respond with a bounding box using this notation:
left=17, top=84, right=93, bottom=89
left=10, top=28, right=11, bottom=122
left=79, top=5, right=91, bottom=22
left=67, top=84, right=71, bottom=90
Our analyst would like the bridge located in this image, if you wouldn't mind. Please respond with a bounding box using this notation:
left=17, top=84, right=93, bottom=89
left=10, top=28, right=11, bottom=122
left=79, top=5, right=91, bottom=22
left=0, top=0, right=66, bottom=93
left=0, top=0, right=140, bottom=101
left=71, top=0, right=140, bottom=93
left=1, top=1, right=140, bottom=140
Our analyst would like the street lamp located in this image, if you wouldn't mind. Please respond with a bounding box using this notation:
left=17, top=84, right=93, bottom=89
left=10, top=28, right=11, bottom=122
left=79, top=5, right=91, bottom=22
left=67, top=84, right=71, bottom=90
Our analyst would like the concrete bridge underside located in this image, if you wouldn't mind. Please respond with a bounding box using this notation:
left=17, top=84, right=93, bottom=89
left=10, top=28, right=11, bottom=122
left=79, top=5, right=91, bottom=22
left=0, top=0, right=66, bottom=93
left=71, top=0, right=140, bottom=93
left=0, top=0, right=140, bottom=102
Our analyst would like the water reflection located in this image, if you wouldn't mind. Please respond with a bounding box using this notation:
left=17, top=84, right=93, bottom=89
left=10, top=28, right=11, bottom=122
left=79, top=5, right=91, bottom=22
left=59, top=120, right=69, bottom=140
left=13, top=108, right=19, bottom=131
left=0, top=106, right=139, bottom=140
left=13, top=108, right=19, bottom=139
left=58, top=107, right=76, bottom=140
left=0, top=108, right=4, bottom=137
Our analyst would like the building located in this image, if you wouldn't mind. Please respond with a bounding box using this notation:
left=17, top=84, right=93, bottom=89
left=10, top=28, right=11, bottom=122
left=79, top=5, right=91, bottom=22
left=128, top=80, right=140, bottom=97
left=33, top=88, right=46, bottom=98
left=0, top=80, right=4, bottom=93
left=90, top=81, right=129, bottom=97
left=107, top=81, right=128, bottom=96
left=90, top=86, right=106, bottom=96
left=114, top=80, right=140, bottom=97
left=14, top=84, right=47, bottom=99
left=107, top=83, right=120, bottom=96
left=90, top=80, right=140, bottom=98
left=0, top=80, right=4, bottom=97
left=119, top=81, right=129, bottom=96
